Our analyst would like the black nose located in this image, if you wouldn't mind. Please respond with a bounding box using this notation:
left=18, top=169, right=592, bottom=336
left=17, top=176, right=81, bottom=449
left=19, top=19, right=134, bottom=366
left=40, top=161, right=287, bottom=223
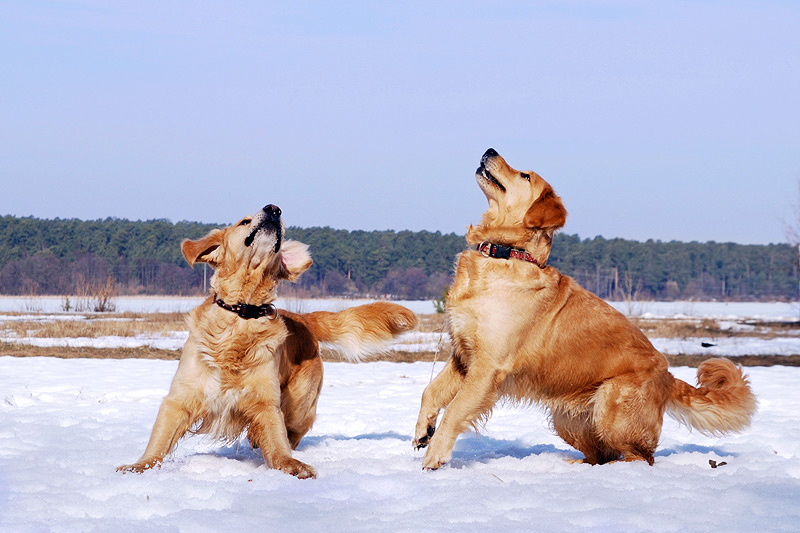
left=481, top=148, right=499, bottom=165
left=263, top=204, right=281, bottom=221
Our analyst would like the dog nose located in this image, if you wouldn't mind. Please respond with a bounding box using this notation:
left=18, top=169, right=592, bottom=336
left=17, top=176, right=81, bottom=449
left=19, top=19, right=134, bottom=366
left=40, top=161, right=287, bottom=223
left=263, top=205, right=281, bottom=220
left=481, top=148, right=499, bottom=165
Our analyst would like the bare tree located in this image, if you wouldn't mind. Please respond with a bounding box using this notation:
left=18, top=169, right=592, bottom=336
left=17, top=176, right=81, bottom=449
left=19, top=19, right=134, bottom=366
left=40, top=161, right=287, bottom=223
left=783, top=179, right=800, bottom=297
left=785, top=179, right=800, bottom=245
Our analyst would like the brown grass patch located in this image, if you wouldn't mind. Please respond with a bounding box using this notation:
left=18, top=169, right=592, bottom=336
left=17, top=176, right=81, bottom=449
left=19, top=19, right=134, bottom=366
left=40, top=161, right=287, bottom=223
left=630, top=318, right=723, bottom=338
left=1, top=312, right=187, bottom=339
left=0, top=342, right=180, bottom=360
left=416, top=313, right=448, bottom=333
left=2, top=341, right=795, bottom=367
left=630, top=317, right=799, bottom=339
left=664, top=354, right=800, bottom=368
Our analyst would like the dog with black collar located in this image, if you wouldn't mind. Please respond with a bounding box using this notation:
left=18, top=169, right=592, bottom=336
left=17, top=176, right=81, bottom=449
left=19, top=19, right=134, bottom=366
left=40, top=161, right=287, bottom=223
left=117, top=204, right=417, bottom=479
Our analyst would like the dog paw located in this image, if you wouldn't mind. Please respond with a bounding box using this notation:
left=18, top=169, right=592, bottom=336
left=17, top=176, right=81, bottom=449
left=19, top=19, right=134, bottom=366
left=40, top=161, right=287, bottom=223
left=275, top=457, right=317, bottom=479
left=421, top=451, right=449, bottom=471
left=421, top=437, right=451, bottom=471
left=116, top=459, right=159, bottom=474
left=413, top=425, right=436, bottom=450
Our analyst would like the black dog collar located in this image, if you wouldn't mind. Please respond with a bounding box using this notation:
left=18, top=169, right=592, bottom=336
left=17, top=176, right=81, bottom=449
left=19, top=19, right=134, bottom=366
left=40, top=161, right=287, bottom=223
left=214, top=295, right=279, bottom=320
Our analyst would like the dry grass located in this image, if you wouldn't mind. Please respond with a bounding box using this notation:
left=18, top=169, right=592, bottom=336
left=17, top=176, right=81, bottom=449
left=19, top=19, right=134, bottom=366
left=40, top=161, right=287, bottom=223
left=631, top=318, right=719, bottom=338
left=630, top=317, right=800, bottom=339
left=416, top=313, right=448, bottom=333
left=1, top=310, right=798, bottom=367
left=0, top=342, right=180, bottom=360
left=2, top=312, right=187, bottom=339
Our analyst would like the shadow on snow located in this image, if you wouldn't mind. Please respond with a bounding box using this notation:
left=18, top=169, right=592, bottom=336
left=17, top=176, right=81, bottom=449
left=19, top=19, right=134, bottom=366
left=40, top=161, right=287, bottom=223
left=193, top=433, right=732, bottom=468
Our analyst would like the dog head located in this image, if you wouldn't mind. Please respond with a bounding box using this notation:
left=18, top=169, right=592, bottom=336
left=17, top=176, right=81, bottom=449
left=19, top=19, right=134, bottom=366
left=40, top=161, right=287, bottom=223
left=181, top=205, right=312, bottom=304
left=469, top=148, right=567, bottom=264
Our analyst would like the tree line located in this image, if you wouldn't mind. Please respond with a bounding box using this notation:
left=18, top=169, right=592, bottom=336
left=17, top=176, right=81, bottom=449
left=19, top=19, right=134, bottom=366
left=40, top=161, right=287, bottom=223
left=0, top=215, right=796, bottom=301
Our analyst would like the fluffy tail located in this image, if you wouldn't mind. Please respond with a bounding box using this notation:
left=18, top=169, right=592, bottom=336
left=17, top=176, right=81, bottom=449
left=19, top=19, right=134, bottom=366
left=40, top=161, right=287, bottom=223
left=301, top=302, right=418, bottom=361
left=666, top=358, right=756, bottom=436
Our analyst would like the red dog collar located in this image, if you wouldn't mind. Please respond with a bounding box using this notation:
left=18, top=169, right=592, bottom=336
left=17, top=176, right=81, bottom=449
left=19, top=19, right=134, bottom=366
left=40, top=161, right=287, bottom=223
left=473, top=241, right=541, bottom=267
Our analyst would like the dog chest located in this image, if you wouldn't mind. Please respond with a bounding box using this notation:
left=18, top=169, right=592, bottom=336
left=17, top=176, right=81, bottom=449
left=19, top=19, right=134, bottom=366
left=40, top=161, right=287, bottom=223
left=186, top=339, right=284, bottom=438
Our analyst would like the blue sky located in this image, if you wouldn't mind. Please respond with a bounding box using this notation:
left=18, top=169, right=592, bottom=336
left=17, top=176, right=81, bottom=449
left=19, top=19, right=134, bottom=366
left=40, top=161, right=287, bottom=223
left=1, top=1, right=798, bottom=244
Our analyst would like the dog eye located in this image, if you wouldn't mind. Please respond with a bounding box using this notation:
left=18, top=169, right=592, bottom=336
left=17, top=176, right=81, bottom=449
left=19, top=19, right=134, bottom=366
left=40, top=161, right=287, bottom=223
left=238, top=219, right=252, bottom=226
left=520, top=173, right=531, bottom=181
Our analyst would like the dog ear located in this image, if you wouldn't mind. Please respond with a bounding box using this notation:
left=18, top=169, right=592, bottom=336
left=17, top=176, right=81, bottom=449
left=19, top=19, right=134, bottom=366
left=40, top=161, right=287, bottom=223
left=279, top=240, right=313, bottom=282
left=181, top=229, right=224, bottom=267
left=524, top=188, right=567, bottom=230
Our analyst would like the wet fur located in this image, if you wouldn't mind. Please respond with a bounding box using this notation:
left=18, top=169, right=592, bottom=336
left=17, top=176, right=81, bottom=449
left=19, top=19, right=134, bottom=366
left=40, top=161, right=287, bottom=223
left=413, top=150, right=756, bottom=469
left=118, top=206, right=417, bottom=479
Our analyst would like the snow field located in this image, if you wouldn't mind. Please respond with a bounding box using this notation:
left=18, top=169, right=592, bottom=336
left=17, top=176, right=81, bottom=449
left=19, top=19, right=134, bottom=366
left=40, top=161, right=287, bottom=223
left=1, top=357, right=799, bottom=532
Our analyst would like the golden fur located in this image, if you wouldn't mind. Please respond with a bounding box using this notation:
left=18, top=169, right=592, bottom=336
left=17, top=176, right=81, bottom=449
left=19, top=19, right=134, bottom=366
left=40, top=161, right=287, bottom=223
left=118, top=205, right=417, bottom=479
left=413, top=149, right=756, bottom=469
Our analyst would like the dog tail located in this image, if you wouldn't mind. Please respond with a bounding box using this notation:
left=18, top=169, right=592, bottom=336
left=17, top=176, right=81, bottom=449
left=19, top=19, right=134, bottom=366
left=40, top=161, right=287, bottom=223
left=666, top=358, right=756, bottom=436
left=302, top=302, right=418, bottom=361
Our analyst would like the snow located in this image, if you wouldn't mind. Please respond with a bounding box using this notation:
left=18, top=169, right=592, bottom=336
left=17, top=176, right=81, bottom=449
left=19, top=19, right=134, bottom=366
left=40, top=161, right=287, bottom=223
left=2, top=298, right=799, bottom=529
left=1, top=331, right=189, bottom=351
left=0, top=296, right=439, bottom=315
left=2, top=356, right=800, bottom=532
left=2, top=296, right=799, bottom=321
left=651, top=336, right=800, bottom=357
left=607, top=300, right=800, bottom=321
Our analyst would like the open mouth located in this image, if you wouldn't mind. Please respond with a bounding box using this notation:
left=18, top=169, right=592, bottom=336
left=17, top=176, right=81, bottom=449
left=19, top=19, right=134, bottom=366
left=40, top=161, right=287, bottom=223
left=245, top=222, right=282, bottom=252
left=477, top=164, right=506, bottom=193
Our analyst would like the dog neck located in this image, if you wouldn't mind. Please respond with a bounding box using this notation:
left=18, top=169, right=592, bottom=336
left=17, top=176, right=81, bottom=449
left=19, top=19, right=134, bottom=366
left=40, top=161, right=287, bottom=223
left=213, top=295, right=279, bottom=320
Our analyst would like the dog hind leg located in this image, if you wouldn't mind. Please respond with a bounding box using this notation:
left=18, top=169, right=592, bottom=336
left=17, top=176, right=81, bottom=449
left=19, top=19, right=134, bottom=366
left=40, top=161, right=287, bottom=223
left=551, top=407, right=620, bottom=465
left=590, top=375, right=668, bottom=465
left=281, top=357, right=324, bottom=450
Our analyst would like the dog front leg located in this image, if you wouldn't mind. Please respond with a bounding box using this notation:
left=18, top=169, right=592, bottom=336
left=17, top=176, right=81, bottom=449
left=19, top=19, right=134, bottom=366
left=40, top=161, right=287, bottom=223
left=248, top=402, right=317, bottom=479
left=413, top=358, right=465, bottom=449
left=117, top=396, right=197, bottom=473
left=421, top=363, right=503, bottom=470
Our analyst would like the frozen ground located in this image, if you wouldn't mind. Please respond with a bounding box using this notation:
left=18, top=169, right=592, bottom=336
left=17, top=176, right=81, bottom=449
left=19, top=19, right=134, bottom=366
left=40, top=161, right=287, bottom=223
left=1, top=357, right=799, bottom=532
left=0, top=296, right=437, bottom=315
left=3, top=325, right=800, bottom=358
left=3, top=328, right=800, bottom=357
left=1, top=296, right=798, bottom=320
left=2, top=298, right=800, bottom=356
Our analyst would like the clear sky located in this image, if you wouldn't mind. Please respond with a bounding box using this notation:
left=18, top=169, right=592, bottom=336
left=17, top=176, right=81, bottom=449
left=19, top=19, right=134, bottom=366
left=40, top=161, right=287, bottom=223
left=1, top=1, right=798, bottom=244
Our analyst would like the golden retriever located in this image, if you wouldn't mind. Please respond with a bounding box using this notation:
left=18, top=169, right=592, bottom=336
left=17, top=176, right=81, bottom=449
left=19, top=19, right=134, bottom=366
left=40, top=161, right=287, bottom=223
left=118, top=204, right=417, bottom=479
left=413, top=149, right=756, bottom=469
